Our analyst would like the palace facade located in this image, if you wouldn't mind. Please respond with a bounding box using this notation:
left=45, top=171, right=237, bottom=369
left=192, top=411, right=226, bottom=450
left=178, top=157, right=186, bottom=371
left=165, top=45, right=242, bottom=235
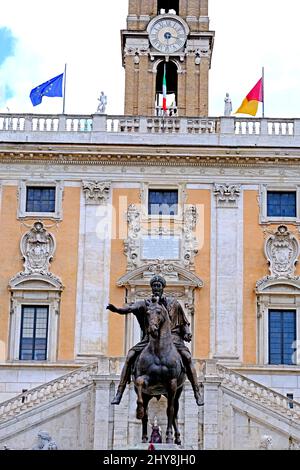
left=0, top=0, right=300, bottom=450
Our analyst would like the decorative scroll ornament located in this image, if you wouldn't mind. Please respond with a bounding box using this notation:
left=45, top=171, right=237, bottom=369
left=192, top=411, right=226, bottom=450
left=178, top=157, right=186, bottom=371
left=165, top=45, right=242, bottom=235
left=214, top=183, right=241, bottom=205
left=21, top=221, right=56, bottom=275
left=265, top=225, right=299, bottom=278
left=82, top=181, right=111, bottom=205
left=10, top=221, right=62, bottom=288
left=183, top=205, right=198, bottom=269
left=124, top=204, right=141, bottom=271
left=256, top=225, right=300, bottom=289
left=124, top=204, right=199, bottom=272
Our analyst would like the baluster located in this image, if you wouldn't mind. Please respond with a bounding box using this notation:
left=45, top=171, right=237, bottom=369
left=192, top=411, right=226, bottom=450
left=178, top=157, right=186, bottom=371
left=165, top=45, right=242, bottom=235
left=271, top=122, right=276, bottom=135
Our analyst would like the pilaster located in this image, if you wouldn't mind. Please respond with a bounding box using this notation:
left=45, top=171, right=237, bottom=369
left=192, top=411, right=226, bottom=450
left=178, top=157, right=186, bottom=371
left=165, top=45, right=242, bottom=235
left=75, top=181, right=112, bottom=357
left=210, top=184, right=244, bottom=361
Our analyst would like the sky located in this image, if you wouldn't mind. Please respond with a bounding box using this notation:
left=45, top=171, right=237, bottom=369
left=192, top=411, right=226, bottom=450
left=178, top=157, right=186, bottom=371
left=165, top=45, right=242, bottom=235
left=0, top=0, right=300, bottom=118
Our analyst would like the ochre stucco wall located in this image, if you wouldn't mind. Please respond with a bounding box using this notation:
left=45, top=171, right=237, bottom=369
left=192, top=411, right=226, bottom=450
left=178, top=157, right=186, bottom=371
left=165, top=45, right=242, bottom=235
left=243, top=190, right=300, bottom=364
left=0, top=185, right=80, bottom=362
left=186, top=189, right=211, bottom=359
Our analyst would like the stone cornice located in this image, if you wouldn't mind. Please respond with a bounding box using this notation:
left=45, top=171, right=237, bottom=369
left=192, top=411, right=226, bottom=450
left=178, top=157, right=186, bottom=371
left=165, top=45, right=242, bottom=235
left=1, top=145, right=300, bottom=167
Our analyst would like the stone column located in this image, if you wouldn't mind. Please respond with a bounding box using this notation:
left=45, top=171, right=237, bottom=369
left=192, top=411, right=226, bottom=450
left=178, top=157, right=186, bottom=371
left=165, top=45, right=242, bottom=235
left=75, top=181, right=112, bottom=357
left=210, top=184, right=243, bottom=361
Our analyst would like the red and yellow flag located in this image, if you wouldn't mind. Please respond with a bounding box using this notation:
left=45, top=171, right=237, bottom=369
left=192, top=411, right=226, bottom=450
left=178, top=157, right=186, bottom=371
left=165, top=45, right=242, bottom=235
left=235, top=78, right=263, bottom=116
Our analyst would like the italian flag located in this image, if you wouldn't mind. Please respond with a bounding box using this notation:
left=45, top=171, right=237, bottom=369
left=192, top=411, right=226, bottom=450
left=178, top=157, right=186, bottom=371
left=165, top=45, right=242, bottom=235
left=162, top=64, right=167, bottom=112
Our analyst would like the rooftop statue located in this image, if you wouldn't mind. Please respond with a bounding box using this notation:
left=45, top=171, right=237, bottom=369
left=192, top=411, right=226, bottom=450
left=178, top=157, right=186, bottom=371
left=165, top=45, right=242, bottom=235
left=224, top=92, right=232, bottom=116
left=97, top=91, right=107, bottom=114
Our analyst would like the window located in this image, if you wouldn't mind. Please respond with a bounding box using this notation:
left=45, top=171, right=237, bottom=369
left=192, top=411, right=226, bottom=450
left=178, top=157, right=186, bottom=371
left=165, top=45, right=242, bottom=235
left=19, top=306, right=49, bottom=361
left=148, top=189, right=178, bottom=215
left=18, top=180, right=63, bottom=220
left=259, top=185, right=300, bottom=224
left=269, top=310, right=296, bottom=365
left=157, top=0, right=179, bottom=14
left=26, top=187, right=56, bottom=213
left=267, top=191, right=296, bottom=218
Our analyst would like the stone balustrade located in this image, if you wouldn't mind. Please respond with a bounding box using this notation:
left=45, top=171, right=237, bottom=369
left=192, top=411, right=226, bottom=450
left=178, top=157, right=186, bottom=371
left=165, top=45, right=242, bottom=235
left=0, top=113, right=299, bottom=141
left=217, top=364, right=300, bottom=423
left=0, top=362, right=97, bottom=423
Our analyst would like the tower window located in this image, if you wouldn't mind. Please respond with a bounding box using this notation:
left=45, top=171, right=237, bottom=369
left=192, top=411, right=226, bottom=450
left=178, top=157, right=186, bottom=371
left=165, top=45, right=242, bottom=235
left=156, top=61, right=178, bottom=116
left=157, top=1, right=179, bottom=15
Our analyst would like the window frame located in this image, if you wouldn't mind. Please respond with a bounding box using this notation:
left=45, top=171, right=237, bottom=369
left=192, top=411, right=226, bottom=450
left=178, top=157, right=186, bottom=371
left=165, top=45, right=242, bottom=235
left=19, top=305, right=49, bottom=361
left=259, top=184, right=300, bottom=224
left=268, top=309, right=297, bottom=365
left=9, top=290, right=61, bottom=363
left=18, top=180, right=64, bottom=220
left=141, top=183, right=183, bottom=221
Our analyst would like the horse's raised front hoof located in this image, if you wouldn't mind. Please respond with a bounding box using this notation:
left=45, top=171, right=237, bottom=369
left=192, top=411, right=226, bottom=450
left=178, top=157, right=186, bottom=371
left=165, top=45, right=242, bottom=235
left=136, top=404, right=144, bottom=420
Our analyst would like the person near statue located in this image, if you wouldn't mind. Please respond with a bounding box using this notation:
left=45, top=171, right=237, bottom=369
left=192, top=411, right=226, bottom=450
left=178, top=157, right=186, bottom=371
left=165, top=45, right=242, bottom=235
left=107, top=275, right=203, bottom=406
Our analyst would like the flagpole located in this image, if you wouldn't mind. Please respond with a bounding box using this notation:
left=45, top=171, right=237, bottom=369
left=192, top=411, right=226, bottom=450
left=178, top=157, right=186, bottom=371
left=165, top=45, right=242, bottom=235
left=262, top=66, right=265, bottom=118
left=62, top=63, right=67, bottom=114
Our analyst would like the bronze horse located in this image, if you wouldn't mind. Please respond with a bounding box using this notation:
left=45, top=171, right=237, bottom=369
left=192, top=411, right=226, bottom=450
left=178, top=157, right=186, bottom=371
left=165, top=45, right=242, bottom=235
left=133, top=297, right=186, bottom=445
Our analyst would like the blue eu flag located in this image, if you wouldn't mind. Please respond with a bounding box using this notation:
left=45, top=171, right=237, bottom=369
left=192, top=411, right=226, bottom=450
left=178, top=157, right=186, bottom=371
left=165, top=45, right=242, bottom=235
left=30, top=73, right=64, bottom=106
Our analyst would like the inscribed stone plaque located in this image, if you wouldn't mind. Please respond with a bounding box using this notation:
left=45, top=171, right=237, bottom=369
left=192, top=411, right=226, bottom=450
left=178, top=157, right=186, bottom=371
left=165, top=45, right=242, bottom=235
left=141, top=236, right=180, bottom=260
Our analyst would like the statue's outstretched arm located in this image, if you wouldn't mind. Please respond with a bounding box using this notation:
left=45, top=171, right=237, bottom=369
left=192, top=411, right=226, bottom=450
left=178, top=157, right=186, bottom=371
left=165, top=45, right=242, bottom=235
left=107, top=304, right=132, bottom=315
left=107, top=303, right=140, bottom=315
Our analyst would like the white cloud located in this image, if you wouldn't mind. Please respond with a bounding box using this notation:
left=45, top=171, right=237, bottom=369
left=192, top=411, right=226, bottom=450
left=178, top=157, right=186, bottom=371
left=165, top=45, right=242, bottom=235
left=0, top=0, right=300, bottom=117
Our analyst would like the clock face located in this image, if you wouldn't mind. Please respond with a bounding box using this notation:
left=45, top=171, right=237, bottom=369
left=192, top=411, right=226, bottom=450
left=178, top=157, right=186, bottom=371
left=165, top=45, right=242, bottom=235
left=149, top=18, right=187, bottom=54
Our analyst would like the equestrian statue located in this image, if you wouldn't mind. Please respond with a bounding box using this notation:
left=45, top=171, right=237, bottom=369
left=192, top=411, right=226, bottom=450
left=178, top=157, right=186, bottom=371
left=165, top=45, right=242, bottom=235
left=107, top=275, right=203, bottom=444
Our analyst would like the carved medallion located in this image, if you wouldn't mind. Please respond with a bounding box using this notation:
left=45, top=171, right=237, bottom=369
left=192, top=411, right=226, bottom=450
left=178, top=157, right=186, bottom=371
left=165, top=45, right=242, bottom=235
left=21, top=221, right=56, bottom=275
left=265, top=225, right=299, bottom=278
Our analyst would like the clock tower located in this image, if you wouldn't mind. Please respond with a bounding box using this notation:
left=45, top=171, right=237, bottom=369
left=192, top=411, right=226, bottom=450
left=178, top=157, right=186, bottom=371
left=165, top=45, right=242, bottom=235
left=122, top=0, right=214, bottom=117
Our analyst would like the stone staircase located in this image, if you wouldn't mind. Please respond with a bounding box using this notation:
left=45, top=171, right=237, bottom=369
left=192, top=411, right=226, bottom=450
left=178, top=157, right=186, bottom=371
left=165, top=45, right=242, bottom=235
left=0, top=362, right=97, bottom=425
left=0, top=359, right=299, bottom=449
left=203, top=361, right=300, bottom=449
left=217, top=364, right=300, bottom=424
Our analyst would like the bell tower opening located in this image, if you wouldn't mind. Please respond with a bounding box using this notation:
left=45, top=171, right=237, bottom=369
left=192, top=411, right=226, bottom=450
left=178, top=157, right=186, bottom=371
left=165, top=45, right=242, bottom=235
left=156, top=61, right=178, bottom=116
left=157, top=1, right=179, bottom=15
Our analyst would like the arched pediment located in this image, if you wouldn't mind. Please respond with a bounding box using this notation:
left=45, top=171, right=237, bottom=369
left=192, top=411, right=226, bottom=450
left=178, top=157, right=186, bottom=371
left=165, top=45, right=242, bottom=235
left=9, top=273, right=63, bottom=292
left=117, top=263, right=203, bottom=288
left=256, top=277, right=300, bottom=295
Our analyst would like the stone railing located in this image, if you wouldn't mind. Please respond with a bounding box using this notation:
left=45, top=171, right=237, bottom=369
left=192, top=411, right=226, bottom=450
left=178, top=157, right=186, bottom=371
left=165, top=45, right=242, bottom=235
left=0, top=362, right=97, bottom=423
left=217, top=364, right=300, bottom=423
left=1, top=113, right=299, bottom=137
